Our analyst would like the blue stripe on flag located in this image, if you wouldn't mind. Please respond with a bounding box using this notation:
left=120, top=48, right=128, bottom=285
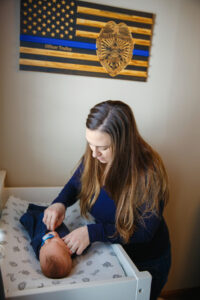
left=133, top=49, right=149, bottom=57
left=20, top=35, right=96, bottom=50
left=20, top=35, right=149, bottom=57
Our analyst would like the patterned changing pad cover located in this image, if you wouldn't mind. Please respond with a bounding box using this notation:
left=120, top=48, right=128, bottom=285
left=0, top=196, right=126, bottom=296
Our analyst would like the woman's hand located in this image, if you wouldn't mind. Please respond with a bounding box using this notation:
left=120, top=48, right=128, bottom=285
left=43, top=203, right=66, bottom=231
left=63, top=226, right=90, bottom=255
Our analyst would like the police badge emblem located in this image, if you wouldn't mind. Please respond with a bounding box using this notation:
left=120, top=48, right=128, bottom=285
left=96, top=21, right=134, bottom=77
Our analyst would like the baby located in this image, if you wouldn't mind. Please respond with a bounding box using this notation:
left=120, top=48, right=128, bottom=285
left=39, top=231, right=72, bottom=278
left=20, top=203, right=72, bottom=279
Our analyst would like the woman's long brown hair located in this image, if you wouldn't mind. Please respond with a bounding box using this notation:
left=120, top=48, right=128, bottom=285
left=79, top=100, right=169, bottom=243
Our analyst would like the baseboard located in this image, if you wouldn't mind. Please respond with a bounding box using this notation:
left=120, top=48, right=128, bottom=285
left=161, top=286, right=200, bottom=298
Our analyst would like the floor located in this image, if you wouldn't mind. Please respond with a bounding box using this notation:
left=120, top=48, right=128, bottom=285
left=158, top=292, right=200, bottom=300
left=160, top=297, right=199, bottom=300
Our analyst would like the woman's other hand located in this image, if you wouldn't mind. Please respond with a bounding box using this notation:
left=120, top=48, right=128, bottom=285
left=43, top=203, right=66, bottom=231
left=63, top=226, right=90, bottom=255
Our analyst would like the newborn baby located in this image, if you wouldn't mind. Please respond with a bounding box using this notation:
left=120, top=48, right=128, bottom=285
left=39, top=231, right=72, bottom=278
left=20, top=204, right=72, bottom=278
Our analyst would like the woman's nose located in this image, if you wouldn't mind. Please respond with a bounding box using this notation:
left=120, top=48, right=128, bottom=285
left=92, top=147, right=100, bottom=158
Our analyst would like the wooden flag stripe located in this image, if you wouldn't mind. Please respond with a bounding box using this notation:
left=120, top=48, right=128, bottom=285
left=76, top=18, right=152, bottom=36
left=77, top=6, right=153, bottom=24
left=19, top=58, right=147, bottom=77
left=20, top=47, right=148, bottom=67
left=77, top=1, right=153, bottom=19
left=75, top=30, right=151, bottom=46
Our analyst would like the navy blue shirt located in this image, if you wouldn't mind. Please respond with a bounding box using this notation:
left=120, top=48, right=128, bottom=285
left=53, top=164, right=170, bottom=262
left=20, top=204, right=69, bottom=259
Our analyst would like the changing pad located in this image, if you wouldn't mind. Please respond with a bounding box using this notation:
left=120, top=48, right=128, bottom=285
left=0, top=196, right=126, bottom=296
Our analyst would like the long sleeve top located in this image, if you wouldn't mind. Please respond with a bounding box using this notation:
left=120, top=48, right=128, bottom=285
left=52, top=164, right=170, bottom=262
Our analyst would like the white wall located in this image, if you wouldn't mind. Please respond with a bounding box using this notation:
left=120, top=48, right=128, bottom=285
left=0, top=0, right=200, bottom=292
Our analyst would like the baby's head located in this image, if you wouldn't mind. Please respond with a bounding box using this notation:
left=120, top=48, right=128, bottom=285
left=39, top=231, right=72, bottom=278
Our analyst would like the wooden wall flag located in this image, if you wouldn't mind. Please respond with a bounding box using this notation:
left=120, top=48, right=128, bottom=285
left=20, top=0, right=155, bottom=81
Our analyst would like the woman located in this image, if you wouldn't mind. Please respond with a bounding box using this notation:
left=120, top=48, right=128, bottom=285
left=43, top=100, right=171, bottom=300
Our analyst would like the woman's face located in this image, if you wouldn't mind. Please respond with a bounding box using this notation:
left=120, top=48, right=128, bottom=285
left=86, top=128, right=113, bottom=164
